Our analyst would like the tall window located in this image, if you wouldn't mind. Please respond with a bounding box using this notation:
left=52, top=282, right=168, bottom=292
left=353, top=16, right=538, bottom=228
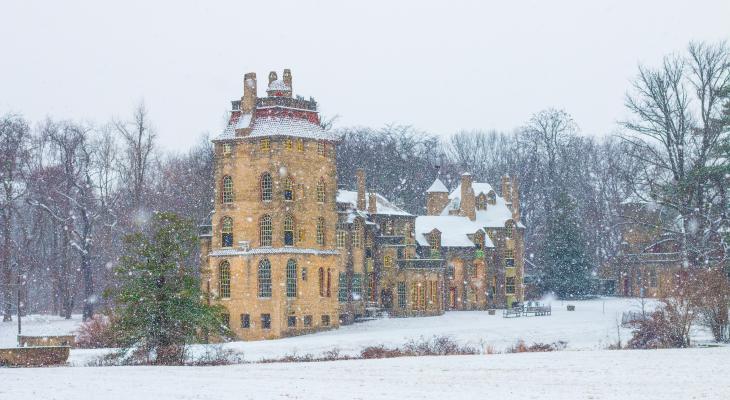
left=222, top=176, right=233, bottom=203
left=504, top=249, right=515, bottom=267
left=260, top=215, right=272, bottom=246
left=284, top=177, right=294, bottom=201
left=284, top=214, right=295, bottom=246
left=260, top=172, right=272, bottom=201
left=296, top=139, right=304, bottom=152
left=258, top=259, right=272, bottom=297
left=218, top=261, right=230, bottom=299
left=318, top=267, right=325, bottom=297
left=430, top=281, right=438, bottom=305
left=429, top=232, right=440, bottom=256
left=316, top=217, right=325, bottom=246
left=286, top=259, right=297, bottom=298
left=316, top=179, right=326, bottom=203
left=338, top=272, right=347, bottom=302
left=336, top=230, right=347, bottom=248
left=505, top=276, right=516, bottom=294
left=352, top=220, right=362, bottom=247
left=326, top=268, right=331, bottom=297
left=397, top=282, right=407, bottom=308
left=221, top=217, right=233, bottom=247
left=260, top=138, right=270, bottom=151
left=352, top=273, right=363, bottom=299
left=284, top=138, right=292, bottom=150
left=317, top=141, right=325, bottom=156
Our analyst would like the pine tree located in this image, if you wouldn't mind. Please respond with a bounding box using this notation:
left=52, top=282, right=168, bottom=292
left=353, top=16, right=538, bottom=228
left=540, top=191, right=592, bottom=298
left=110, top=212, right=227, bottom=364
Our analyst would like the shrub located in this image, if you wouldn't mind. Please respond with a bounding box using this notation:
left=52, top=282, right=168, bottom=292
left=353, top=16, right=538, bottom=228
left=627, top=309, right=688, bottom=349
left=506, top=340, right=567, bottom=353
left=75, top=314, right=121, bottom=349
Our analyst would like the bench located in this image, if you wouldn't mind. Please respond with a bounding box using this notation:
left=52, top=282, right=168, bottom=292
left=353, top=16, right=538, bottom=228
left=523, top=305, right=551, bottom=316
left=503, top=308, right=522, bottom=318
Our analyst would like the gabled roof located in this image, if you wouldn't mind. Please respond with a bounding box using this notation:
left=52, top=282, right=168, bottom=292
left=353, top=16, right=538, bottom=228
left=336, top=190, right=412, bottom=217
left=415, top=215, right=494, bottom=248
left=445, top=182, right=524, bottom=228
left=426, top=178, right=448, bottom=193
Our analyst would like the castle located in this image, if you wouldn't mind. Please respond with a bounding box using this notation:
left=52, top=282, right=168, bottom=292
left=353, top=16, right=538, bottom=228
left=199, top=70, right=525, bottom=340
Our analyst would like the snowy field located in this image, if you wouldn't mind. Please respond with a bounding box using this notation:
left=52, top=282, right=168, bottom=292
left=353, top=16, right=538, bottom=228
left=2, top=347, right=729, bottom=400
left=0, top=297, right=715, bottom=366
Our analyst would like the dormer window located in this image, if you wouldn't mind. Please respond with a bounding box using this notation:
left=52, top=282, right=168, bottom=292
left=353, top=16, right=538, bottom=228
left=488, top=191, right=496, bottom=205
left=476, top=194, right=487, bottom=210
left=428, top=230, right=441, bottom=257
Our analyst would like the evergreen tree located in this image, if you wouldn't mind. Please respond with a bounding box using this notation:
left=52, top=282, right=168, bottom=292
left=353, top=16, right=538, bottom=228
left=540, top=191, right=592, bottom=298
left=110, top=212, right=227, bottom=364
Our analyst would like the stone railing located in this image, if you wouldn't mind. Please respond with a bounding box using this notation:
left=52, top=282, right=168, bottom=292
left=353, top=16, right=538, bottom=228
left=0, top=346, right=70, bottom=367
left=256, top=97, right=317, bottom=111
left=397, top=259, right=444, bottom=270
left=18, top=335, right=76, bottom=348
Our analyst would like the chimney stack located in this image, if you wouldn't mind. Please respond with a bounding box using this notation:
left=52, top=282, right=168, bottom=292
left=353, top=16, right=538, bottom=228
left=459, top=173, right=476, bottom=221
left=241, top=72, right=257, bottom=113
left=368, top=192, right=377, bottom=214
left=283, top=69, right=292, bottom=93
left=268, top=71, right=278, bottom=85
left=511, top=176, right=520, bottom=222
left=356, top=169, right=366, bottom=211
left=501, top=176, right=512, bottom=204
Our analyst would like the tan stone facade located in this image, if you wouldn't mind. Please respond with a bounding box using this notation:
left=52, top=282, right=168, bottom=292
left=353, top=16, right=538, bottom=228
left=201, top=70, right=526, bottom=341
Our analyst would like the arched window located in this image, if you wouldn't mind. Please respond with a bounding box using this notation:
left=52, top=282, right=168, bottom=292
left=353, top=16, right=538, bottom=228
left=316, top=217, right=325, bottom=246
left=316, top=178, right=326, bottom=203
left=286, top=259, right=297, bottom=298
left=260, top=215, right=272, bottom=246
left=284, top=214, right=295, bottom=246
left=318, top=267, right=325, bottom=297
left=218, top=261, right=231, bottom=299
left=283, top=176, right=294, bottom=201
left=222, top=176, right=233, bottom=203
left=352, top=220, right=362, bottom=248
left=260, top=173, right=272, bottom=201
left=221, top=217, right=233, bottom=247
left=326, top=268, right=332, bottom=297
left=258, top=259, right=272, bottom=297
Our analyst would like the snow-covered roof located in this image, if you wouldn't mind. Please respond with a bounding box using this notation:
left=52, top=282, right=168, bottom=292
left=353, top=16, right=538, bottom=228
left=415, top=216, right=494, bottom=248
left=444, top=182, right=524, bottom=229
left=337, top=190, right=412, bottom=216
left=247, top=116, right=338, bottom=140
left=267, top=79, right=291, bottom=92
left=426, top=178, right=448, bottom=193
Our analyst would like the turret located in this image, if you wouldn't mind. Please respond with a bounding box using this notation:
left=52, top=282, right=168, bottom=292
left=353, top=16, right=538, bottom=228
left=426, top=178, right=449, bottom=215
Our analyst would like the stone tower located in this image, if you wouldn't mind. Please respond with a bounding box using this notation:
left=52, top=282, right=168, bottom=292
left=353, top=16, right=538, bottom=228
left=202, top=70, right=342, bottom=340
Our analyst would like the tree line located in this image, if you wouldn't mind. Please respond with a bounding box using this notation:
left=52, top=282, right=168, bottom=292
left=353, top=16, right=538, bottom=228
left=0, top=40, right=728, bottom=322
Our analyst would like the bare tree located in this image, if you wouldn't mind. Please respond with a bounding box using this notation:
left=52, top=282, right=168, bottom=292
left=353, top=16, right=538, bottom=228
left=114, top=102, right=156, bottom=210
left=0, top=114, right=31, bottom=321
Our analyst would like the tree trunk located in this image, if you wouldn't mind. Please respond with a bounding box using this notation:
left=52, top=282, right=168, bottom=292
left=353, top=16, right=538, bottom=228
left=2, top=210, right=12, bottom=321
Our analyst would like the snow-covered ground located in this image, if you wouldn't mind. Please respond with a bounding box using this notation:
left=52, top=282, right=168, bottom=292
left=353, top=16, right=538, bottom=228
left=3, top=347, right=729, bottom=400
left=0, top=297, right=714, bottom=367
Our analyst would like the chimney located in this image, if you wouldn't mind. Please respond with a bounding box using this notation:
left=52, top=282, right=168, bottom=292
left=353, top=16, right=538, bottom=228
left=356, top=169, right=366, bottom=211
left=283, top=69, right=292, bottom=92
left=501, top=175, right=512, bottom=204
left=368, top=192, right=377, bottom=214
left=459, top=173, right=476, bottom=221
left=241, top=72, right=257, bottom=113
left=268, top=71, right=278, bottom=85
left=511, top=176, right=520, bottom=222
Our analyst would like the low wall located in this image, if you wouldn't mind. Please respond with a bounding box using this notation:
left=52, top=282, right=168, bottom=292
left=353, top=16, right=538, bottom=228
left=0, top=346, right=70, bottom=367
left=18, top=335, right=76, bottom=348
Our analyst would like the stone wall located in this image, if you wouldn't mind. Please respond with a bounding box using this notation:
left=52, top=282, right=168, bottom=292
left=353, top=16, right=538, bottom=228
left=0, top=346, right=69, bottom=367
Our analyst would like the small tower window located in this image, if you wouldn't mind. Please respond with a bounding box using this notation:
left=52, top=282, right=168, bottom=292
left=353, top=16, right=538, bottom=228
left=284, top=214, right=295, bottom=246
left=297, top=139, right=304, bottom=152
left=316, top=178, right=326, bottom=203
left=488, top=191, right=496, bottom=205
left=260, top=138, right=270, bottom=151
left=218, top=261, right=231, bottom=299
left=316, top=217, right=326, bottom=246
left=260, top=215, right=272, bottom=247
left=260, top=173, right=272, bottom=201
left=284, top=177, right=294, bottom=201
left=284, top=138, right=293, bottom=150
left=317, top=142, right=326, bottom=156
left=221, top=217, right=233, bottom=247
left=222, top=143, right=233, bottom=156
left=222, top=176, right=234, bottom=204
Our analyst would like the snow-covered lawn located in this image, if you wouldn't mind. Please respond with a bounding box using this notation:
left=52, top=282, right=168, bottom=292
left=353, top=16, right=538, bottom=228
left=0, top=297, right=715, bottom=367
left=3, top=347, right=729, bottom=400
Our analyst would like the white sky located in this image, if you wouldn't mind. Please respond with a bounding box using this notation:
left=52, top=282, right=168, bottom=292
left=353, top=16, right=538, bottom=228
left=1, top=0, right=729, bottom=151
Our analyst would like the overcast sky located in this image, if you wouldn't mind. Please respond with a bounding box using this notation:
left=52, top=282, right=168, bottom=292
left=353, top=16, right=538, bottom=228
left=1, top=0, right=729, bottom=151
